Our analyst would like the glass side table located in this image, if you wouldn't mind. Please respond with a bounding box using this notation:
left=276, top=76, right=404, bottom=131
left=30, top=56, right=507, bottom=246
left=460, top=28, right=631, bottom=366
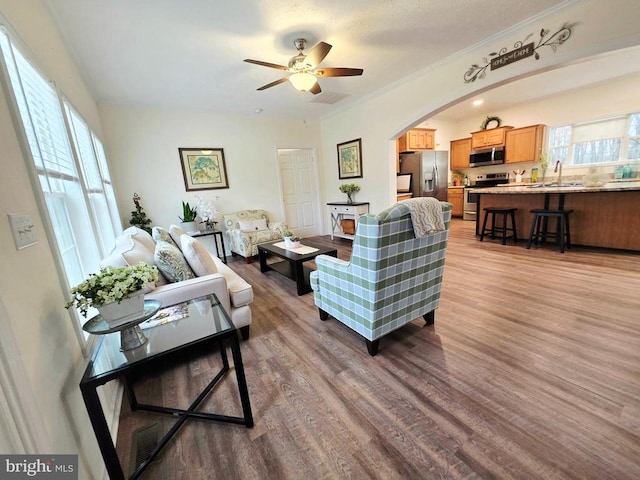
left=79, top=294, right=253, bottom=480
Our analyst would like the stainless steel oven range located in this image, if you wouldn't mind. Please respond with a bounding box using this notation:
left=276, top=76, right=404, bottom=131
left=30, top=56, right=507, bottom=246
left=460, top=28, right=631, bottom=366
left=463, top=172, right=509, bottom=222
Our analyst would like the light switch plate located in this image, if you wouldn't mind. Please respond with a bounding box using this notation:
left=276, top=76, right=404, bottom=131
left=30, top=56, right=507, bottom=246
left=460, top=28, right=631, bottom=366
left=8, top=212, right=38, bottom=250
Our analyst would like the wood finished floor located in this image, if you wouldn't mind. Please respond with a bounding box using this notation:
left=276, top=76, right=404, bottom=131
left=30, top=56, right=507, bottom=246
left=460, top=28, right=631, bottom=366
left=115, top=219, right=640, bottom=479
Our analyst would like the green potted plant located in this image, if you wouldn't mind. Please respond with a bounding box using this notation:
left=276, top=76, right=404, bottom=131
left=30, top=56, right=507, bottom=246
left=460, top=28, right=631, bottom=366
left=129, top=192, right=152, bottom=234
left=339, top=183, right=360, bottom=204
left=178, top=201, right=198, bottom=233
left=65, top=262, right=158, bottom=326
left=282, top=229, right=301, bottom=248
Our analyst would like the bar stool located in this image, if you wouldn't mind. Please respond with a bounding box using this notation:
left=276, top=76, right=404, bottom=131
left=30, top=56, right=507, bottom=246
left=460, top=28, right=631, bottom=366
left=480, top=207, right=518, bottom=245
left=526, top=209, right=573, bottom=253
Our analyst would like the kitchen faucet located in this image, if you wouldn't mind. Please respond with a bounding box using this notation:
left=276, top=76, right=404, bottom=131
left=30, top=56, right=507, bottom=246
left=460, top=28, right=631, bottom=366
left=554, top=160, right=563, bottom=186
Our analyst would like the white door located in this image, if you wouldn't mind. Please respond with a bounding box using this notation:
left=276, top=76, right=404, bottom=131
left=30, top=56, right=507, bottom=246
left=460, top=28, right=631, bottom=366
left=277, top=149, right=321, bottom=237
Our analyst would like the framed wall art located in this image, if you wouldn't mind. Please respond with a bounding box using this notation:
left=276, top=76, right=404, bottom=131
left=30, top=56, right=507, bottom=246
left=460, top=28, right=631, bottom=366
left=336, top=138, right=363, bottom=179
left=178, top=148, right=229, bottom=191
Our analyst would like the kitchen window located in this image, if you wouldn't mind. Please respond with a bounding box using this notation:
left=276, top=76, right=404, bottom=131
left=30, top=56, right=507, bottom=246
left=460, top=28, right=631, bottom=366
left=548, top=112, right=640, bottom=166
left=0, top=26, right=121, bottom=344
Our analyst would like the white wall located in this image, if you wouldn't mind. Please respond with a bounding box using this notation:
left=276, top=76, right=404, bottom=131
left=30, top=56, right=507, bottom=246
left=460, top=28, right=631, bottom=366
left=98, top=1, right=640, bottom=232
left=99, top=104, right=322, bottom=231
left=449, top=73, right=640, bottom=181
left=319, top=0, right=640, bottom=217
left=0, top=1, right=115, bottom=478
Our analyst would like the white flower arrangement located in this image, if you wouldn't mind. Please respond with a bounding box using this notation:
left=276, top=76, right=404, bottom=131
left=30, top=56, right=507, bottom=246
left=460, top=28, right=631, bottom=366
left=195, top=195, right=219, bottom=229
left=65, top=262, right=158, bottom=317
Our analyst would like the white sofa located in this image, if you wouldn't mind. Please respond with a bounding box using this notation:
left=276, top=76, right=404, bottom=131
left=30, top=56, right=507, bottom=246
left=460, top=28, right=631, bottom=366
left=100, top=225, right=253, bottom=339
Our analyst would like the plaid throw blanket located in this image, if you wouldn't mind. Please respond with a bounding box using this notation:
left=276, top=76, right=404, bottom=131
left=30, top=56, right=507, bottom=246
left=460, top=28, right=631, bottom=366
left=401, top=197, right=445, bottom=237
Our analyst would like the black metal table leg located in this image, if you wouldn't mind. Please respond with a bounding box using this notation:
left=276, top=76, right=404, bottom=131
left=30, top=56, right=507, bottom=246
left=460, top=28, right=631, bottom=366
left=229, top=334, right=254, bottom=428
left=80, top=380, right=125, bottom=480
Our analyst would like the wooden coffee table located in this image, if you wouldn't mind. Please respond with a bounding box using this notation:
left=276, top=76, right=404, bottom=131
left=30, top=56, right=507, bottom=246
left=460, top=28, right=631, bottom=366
left=258, top=239, right=337, bottom=295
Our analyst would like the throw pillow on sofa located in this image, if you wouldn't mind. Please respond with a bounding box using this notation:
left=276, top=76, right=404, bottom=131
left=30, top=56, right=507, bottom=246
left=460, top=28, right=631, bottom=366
left=152, top=226, right=178, bottom=247
left=122, top=226, right=156, bottom=252
left=238, top=218, right=268, bottom=232
left=154, top=240, right=195, bottom=283
left=169, top=224, right=188, bottom=246
left=180, top=235, right=218, bottom=277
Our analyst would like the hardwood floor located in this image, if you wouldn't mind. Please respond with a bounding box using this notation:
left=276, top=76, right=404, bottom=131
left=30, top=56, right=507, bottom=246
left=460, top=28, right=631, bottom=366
left=115, top=219, right=640, bottom=479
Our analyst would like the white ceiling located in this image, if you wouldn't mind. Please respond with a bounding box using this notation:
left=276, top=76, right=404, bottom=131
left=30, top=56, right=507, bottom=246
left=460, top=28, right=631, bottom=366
left=44, top=0, right=571, bottom=119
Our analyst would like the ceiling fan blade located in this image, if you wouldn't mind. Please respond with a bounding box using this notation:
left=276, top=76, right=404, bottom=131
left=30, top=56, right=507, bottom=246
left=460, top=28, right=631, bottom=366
left=257, top=77, right=289, bottom=90
left=309, top=82, right=322, bottom=95
left=315, top=67, right=364, bottom=77
left=305, top=41, right=332, bottom=68
left=244, top=59, right=288, bottom=70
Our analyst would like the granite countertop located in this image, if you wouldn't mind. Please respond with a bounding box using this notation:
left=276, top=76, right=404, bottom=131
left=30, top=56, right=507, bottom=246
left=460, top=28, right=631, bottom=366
left=470, top=180, right=640, bottom=194
left=448, top=185, right=465, bottom=189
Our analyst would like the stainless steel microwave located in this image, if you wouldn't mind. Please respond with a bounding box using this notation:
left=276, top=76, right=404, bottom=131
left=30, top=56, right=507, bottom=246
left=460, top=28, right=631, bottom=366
left=469, top=146, right=505, bottom=167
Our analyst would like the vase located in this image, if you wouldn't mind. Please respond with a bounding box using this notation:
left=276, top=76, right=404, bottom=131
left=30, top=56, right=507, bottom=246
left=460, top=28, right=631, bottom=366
left=283, top=237, right=301, bottom=249
left=98, top=290, right=145, bottom=328
left=181, top=221, right=198, bottom=234
left=347, top=194, right=353, bottom=204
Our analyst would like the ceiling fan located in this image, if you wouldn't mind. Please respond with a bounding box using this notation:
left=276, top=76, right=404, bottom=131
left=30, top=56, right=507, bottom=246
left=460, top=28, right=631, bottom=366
left=244, top=38, right=364, bottom=94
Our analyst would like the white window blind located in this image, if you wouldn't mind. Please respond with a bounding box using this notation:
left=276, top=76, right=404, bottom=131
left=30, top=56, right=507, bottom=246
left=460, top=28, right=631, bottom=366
left=1, top=27, right=121, bottom=336
left=548, top=112, right=639, bottom=166
left=64, top=101, right=118, bottom=252
left=572, top=117, right=626, bottom=142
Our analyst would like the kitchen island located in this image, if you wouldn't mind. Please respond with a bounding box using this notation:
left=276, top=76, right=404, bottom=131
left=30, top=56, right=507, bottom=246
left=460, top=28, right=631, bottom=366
left=471, top=181, right=640, bottom=251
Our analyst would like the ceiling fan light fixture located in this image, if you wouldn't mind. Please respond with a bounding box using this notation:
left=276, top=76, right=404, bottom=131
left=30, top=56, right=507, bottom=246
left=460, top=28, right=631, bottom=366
left=289, top=72, right=317, bottom=92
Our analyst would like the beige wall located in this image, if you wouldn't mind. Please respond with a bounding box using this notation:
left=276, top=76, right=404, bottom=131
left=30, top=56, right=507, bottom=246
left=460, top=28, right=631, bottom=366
left=426, top=72, right=640, bottom=181
left=0, top=1, right=639, bottom=479
left=99, top=104, right=322, bottom=231
left=319, top=0, right=640, bottom=216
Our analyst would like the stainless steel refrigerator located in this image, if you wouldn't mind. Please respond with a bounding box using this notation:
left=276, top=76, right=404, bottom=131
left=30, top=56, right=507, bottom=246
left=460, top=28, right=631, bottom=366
left=399, top=151, right=449, bottom=201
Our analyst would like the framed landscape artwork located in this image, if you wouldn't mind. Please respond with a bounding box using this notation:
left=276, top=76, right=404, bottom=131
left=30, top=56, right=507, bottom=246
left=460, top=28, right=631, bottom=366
left=179, top=148, right=229, bottom=191
left=337, top=138, right=363, bottom=179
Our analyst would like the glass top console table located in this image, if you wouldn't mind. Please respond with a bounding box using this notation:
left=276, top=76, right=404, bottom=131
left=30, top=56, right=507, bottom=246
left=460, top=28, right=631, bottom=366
left=79, top=293, right=253, bottom=479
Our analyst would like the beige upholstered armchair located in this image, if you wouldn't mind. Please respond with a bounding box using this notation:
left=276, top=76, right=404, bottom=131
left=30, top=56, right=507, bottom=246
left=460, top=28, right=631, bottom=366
left=223, top=209, right=286, bottom=262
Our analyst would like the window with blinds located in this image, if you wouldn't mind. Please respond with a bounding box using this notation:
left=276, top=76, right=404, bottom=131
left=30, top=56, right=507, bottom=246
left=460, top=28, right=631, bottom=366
left=548, top=113, right=640, bottom=166
left=0, top=26, right=121, bottom=338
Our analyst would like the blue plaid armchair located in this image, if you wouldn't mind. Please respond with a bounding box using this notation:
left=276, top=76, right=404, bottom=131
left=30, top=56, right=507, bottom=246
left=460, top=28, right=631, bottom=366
left=310, top=201, right=452, bottom=356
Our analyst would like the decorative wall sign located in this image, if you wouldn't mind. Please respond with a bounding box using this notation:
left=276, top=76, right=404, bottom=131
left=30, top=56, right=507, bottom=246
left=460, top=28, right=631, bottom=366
left=179, top=148, right=229, bottom=191
left=464, top=22, right=575, bottom=83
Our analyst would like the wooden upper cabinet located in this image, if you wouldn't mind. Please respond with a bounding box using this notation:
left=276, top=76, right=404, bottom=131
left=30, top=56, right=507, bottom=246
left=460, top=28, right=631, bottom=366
left=398, top=128, right=435, bottom=151
left=450, top=137, right=472, bottom=170
left=505, top=124, right=546, bottom=164
left=471, top=126, right=513, bottom=149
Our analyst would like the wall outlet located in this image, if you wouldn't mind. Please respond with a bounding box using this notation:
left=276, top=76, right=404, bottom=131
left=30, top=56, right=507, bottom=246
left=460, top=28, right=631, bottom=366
left=8, top=212, right=38, bottom=250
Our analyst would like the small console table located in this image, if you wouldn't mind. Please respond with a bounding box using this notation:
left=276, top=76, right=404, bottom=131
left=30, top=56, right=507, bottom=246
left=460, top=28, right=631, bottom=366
left=190, top=229, right=227, bottom=263
left=327, top=202, right=369, bottom=240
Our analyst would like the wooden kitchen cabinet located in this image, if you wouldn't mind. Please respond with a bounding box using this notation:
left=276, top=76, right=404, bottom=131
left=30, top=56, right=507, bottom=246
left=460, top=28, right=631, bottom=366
left=450, top=137, right=472, bottom=169
left=398, top=128, right=435, bottom=151
left=447, top=188, right=464, bottom=217
left=505, top=124, right=546, bottom=164
left=471, top=126, right=513, bottom=149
